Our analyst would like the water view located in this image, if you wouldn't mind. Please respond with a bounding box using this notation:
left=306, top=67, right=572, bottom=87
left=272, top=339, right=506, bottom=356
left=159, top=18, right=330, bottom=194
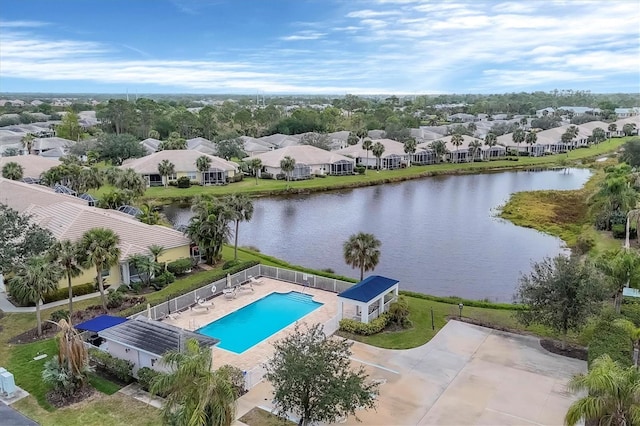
left=165, top=168, right=593, bottom=302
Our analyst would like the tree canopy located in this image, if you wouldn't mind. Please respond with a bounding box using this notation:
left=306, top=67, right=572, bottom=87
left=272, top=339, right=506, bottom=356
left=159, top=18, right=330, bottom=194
left=95, top=133, right=146, bottom=165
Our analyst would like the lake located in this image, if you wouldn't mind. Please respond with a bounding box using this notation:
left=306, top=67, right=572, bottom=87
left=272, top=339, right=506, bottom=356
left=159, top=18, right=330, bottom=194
left=164, top=168, right=593, bottom=302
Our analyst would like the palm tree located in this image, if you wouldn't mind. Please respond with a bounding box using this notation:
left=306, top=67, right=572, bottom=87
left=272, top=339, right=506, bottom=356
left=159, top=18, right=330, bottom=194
left=468, top=139, right=483, bottom=162
left=450, top=134, right=464, bottom=163
left=196, top=155, right=212, bottom=184
left=225, top=194, right=254, bottom=261
left=138, top=202, right=160, bottom=225
left=115, top=168, right=147, bottom=197
left=280, top=156, right=296, bottom=186
left=614, top=319, right=640, bottom=367
left=150, top=339, right=236, bottom=426
left=148, top=244, right=165, bottom=263
left=403, top=138, right=417, bottom=167
left=371, top=142, right=385, bottom=171
left=47, top=241, right=82, bottom=322
left=623, top=123, right=637, bottom=137
left=2, top=161, right=24, bottom=180
left=77, top=228, right=121, bottom=311
left=525, top=131, right=538, bottom=155
left=245, top=158, right=262, bottom=185
left=149, top=129, right=160, bottom=140
left=10, top=256, right=63, bottom=335
left=519, top=117, right=528, bottom=129
left=609, top=123, right=618, bottom=134
left=362, top=138, right=373, bottom=172
left=78, top=166, right=103, bottom=193
left=186, top=198, right=231, bottom=265
left=565, top=355, right=640, bottom=426
left=592, top=127, right=606, bottom=144
left=128, top=254, right=161, bottom=288
left=158, top=159, right=176, bottom=188
left=347, top=132, right=359, bottom=146
left=21, top=133, right=35, bottom=154
left=597, top=249, right=640, bottom=313
left=429, top=140, right=448, bottom=163
left=512, top=128, right=525, bottom=156
left=343, top=232, right=382, bottom=281
left=484, top=133, right=497, bottom=159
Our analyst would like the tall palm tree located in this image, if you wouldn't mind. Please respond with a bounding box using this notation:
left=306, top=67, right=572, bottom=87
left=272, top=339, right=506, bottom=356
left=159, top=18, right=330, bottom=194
left=362, top=138, right=373, bottom=172
left=21, top=133, right=35, bottom=154
left=2, top=161, right=24, bottom=180
left=225, top=194, right=254, bottom=261
left=343, top=232, right=382, bottom=281
left=77, top=228, right=121, bottom=311
left=484, top=133, right=497, bottom=159
left=450, top=134, right=464, bottom=163
left=196, top=155, right=212, bottom=184
left=512, top=128, right=525, bottom=156
left=468, top=139, right=483, bottom=162
left=138, top=202, right=160, bottom=225
left=371, top=142, right=385, bottom=171
left=245, top=158, right=262, bottom=185
left=519, top=117, right=528, bottom=129
left=565, top=355, right=640, bottom=426
left=47, top=240, right=82, bottom=322
left=403, top=138, right=417, bottom=167
left=280, top=156, right=296, bottom=186
left=429, top=140, right=448, bottom=163
left=115, top=168, right=147, bottom=197
left=614, top=319, right=640, bottom=367
left=78, top=166, right=103, bottom=193
left=10, top=256, right=63, bottom=335
left=525, top=131, right=538, bottom=155
left=158, top=159, right=176, bottom=188
left=150, top=339, right=236, bottom=426
left=148, top=244, right=165, bottom=263
left=187, top=199, right=231, bottom=265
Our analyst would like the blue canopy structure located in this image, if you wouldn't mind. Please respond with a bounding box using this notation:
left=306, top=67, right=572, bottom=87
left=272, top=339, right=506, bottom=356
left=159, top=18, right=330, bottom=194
left=75, top=315, right=128, bottom=332
left=337, top=275, right=400, bottom=324
left=338, top=275, right=399, bottom=303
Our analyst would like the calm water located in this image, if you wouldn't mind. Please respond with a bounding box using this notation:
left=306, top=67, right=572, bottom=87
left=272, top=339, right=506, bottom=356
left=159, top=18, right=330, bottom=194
left=165, top=168, right=592, bottom=302
left=197, top=292, right=322, bottom=353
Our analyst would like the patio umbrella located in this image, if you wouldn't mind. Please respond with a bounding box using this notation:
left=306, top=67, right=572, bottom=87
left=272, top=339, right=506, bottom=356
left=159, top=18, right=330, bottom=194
left=227, top=273, right=231, bottom=288
left=147, top=303, right=151, bottom=319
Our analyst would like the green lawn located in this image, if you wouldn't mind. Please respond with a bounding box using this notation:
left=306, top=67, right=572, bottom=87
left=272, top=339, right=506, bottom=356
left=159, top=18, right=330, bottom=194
left=138, top=137, right=627, bottom=202
left=337, top=295, right=587, bottom=349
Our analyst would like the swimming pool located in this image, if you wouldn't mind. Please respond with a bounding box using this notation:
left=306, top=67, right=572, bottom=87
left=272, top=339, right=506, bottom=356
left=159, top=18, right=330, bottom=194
left=197, top=291, right=323, bottom=354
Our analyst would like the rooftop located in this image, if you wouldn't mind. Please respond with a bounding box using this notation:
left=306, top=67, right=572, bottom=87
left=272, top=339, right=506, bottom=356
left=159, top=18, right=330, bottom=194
left=121, top=150, right=238, bottom=174
left=338, top=275, right=399, bottom=303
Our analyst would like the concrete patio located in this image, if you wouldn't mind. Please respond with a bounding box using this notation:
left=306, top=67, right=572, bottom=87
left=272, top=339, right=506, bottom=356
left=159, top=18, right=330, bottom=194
left=235, top=321, right=586, bottom=425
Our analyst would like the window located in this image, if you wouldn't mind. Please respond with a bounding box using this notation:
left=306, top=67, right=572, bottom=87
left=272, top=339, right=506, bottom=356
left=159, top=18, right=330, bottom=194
left=101, top=268, right=110, bottom=278
left=168, top=173, right=177, bottom=181
left=187, top=172, right=197, bottom=180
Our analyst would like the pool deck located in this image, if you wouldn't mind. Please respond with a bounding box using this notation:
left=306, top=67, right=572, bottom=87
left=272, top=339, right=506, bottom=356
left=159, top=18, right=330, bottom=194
left=161, top=277, right=342, bottom=371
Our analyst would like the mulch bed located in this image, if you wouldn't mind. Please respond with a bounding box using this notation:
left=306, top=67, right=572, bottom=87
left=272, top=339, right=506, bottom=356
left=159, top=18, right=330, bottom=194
left=8, top=296, right=146, bottom=344
left=452, top=317, right=588, bottom=360
left=46, top=385, right=95, bottom=408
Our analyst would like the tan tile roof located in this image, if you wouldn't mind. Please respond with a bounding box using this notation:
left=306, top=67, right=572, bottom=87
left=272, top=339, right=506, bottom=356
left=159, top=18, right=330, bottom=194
left=0, top=177, right=84, bottom=212
left=0, top=155, right=61, bottom=178
left=121, top=150, right=238, bottom=174
left=336, top=138, right=408, bottom=158
left=248, top=145, right=354, bottom=168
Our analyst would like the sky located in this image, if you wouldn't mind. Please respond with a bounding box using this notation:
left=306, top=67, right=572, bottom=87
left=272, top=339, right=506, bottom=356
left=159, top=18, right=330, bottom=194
left=0, top=0, right=639, bottom=95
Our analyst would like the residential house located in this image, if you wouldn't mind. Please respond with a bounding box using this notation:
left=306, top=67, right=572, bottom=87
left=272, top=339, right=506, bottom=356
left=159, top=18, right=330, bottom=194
left=140, top=138, right=162, bottom=154
left=239, top=136, right=275, bottom=156
left=448, top=113, right=477, bottom=123
left=536, top=107, right=555, bottom=117
left=336, top=139, right=407, bottom=169
left=0, top=178, right=192, bottom=288
left=122, top=150, right=239, bottom=186
left=419, top=135, right=506, bottom=162
left=186, top=137, right=217, bottom=155
left=615, top=108, right=640, bottom=118
left=31, top=136, right=74, bottom=155
left=558, top=106, right=602, bottom=116
left=248, top=145, right=355, bottom=179
left=257, top=133, right=300, bottom=148
left=0, top=155, right=61, bottom=180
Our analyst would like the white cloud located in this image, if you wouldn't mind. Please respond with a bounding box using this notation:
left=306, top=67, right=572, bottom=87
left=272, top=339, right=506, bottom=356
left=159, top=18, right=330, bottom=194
left=346, top=9, right=401, bottom=18
left=280, top=31, right=326, bottom=41
left=0, top=20, right=49, bottom=28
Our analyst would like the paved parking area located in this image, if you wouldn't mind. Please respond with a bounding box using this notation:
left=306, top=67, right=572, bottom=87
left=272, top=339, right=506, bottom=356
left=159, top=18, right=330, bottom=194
left=237, top=321, right=586, bottom=425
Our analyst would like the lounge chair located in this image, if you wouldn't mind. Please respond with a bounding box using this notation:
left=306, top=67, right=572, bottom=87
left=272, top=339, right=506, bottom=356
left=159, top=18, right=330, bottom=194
left=223, top=287, right=237, bottom=299
left=248, top=275, right=263, bottom=285
left=236, top=282, right=254, bottom=292
left=197, top=298, right=214, bottom=308
left=167, top=312, right=180, bottom=320
left=191, top=304, right=209, bottom=313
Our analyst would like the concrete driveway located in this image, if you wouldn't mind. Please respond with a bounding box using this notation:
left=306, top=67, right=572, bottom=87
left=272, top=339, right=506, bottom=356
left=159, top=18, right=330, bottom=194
left=236, top=320, right=586, bottom=425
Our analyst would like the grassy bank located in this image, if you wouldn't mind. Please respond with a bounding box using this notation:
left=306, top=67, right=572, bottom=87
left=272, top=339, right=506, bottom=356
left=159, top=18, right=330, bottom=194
left=141, top=137, right=627, bottom=203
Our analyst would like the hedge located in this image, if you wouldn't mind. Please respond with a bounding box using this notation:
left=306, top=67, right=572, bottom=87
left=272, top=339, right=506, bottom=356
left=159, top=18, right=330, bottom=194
left=399, top=290, right=525, bottom=311
left=166, top=258, right=193, bottom=275
left=5, top=282, right=98, bottom=306
left=587, top=312, right=633, bottom=369
left=339, top=313, right=390, bottom=335
left=89, top=348, right=135, bottom=383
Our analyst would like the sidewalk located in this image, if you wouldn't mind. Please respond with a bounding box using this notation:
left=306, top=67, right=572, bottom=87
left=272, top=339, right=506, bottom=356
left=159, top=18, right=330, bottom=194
left=0, top=291, right=102, bottom=313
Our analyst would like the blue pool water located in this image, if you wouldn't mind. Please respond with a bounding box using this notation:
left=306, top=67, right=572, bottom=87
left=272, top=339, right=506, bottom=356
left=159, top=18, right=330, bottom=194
left=197, top=291, right=323, bottom=354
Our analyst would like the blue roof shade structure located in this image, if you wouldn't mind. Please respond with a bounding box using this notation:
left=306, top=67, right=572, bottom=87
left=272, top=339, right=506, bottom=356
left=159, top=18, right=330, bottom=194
left=337, top=275, right=399, bottom=303
left=623, top=287, right=640, bottom=298
left=54, top=183, right=76, bottom=196
left=75, top=315, right=128, bottom=332
left=20, top=176, right=40, bottom=184
left=79, top=193, right=98, bottom=204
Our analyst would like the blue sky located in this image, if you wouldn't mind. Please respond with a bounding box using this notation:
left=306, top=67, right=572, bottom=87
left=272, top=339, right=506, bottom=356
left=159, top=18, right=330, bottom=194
left=1, top=0, right=639, bottom=94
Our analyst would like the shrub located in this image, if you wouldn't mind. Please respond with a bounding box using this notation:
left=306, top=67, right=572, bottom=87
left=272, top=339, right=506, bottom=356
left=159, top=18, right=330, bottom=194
left=39, top=283, right=95, bottom=305
left=275, top=173, right=286, bottom=180
left=217, top=364, right=246, bottom=397
left=177, top=176, right=191, bottom=188
left=50, top=309, right=70, bottom=323
left=315, top=173, right=327, bottom=178
left=137, top=367, right=160, bottom=392
left=621, top=299, right=640, bottom=326
left=587, top=311, right=633, bottom=368
left=574, top=233, right=595, bottom=255
left=355, top=165, right=366, bottom=175
left=339, top=313, right=389, bottom=336
left=89, top=348, right=134, bottom=383
left=222, top=260, right=241, bottom=270
left=611, top=224, right=627, bottom=239
left=107, top=289, right=124, bottom=309
left=151, top=271, right=175, bottom=290
left=166, top=258, right=192, bottom=275
left=261, top=172, right=274, bottom=180
left=388, top=296, right=412, bottom=328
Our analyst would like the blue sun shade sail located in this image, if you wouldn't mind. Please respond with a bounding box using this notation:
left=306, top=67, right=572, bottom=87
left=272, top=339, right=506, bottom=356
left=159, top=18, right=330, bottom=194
left=75, top=315, right=128, bottom=332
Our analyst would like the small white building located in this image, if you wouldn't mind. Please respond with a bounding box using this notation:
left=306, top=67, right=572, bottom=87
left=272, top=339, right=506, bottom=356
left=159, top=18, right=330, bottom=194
left=337, top=275, right=399, bottom=324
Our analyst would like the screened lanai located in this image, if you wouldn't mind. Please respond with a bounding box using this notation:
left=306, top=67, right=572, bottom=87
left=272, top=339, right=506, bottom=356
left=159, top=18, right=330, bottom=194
left=382, top=154, right=402, bottom=170
left=202, top=168, right=227, bottom=185
left=412, top=150, right=436, bottom=165
left=290, top=163, right=311, bottom=180
left=330, top=160, right=354, bottom=175
left=337, top=275, right=399, bottom=324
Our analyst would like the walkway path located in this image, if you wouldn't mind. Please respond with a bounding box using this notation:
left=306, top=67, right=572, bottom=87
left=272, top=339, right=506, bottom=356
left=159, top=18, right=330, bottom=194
left=0, top=291, right=102, bottom=313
